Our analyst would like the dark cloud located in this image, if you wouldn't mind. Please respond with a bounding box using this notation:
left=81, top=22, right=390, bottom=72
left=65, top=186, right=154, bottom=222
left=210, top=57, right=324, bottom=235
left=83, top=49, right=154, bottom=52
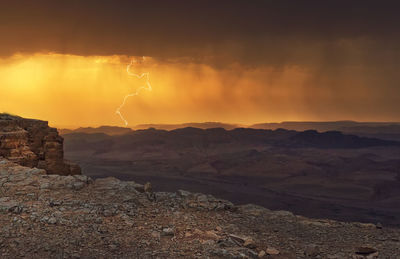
left=1, top=0, right=399, bottom=67
left=2, top=0, right=400, bottom=119
left=1, top=0, right=400, bottom=122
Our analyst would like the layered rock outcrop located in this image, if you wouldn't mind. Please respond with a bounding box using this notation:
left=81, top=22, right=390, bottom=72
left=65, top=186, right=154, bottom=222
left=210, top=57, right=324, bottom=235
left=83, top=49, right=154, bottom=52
left=0, top=114, right=80, bottom=175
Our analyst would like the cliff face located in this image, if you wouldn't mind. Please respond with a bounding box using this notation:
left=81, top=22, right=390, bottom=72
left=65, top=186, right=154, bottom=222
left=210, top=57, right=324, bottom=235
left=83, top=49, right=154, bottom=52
left=0, top=114, right=80, bottom=175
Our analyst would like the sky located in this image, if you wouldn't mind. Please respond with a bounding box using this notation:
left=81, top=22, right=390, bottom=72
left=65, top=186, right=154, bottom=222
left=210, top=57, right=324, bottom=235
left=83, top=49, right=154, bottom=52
left=1, top=0, right=400, bottom=128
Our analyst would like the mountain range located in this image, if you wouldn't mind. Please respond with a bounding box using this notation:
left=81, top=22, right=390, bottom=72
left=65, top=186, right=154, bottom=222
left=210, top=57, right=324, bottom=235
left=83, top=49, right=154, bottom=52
left=59, top=121, right=400, bottom=141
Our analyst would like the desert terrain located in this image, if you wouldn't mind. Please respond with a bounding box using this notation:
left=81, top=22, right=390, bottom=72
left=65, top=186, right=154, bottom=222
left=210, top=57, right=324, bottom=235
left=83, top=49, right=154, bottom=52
left=62, top=125, right=400, bottom=226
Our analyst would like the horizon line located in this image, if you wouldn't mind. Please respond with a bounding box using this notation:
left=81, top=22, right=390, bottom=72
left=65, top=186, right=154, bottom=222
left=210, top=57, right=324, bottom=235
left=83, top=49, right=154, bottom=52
left=52, top=120, right=400, bottom=130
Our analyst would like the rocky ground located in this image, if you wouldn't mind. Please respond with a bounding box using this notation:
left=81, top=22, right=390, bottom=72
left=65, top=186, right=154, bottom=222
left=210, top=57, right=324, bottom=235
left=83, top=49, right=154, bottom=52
left=0, top=158, right=399, bottom=258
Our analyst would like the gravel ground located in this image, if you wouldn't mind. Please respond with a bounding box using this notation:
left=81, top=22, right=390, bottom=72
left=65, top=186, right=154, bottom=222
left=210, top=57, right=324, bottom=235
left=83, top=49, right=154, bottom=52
left=0, top=158, right=399, bottom=258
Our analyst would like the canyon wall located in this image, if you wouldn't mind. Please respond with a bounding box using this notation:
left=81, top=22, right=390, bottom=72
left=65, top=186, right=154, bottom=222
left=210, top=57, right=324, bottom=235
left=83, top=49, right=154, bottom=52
left=0, top=114, right=80, bottom=175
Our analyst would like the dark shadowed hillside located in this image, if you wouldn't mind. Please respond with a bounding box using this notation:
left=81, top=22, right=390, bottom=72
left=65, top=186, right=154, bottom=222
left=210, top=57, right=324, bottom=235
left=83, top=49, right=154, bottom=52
left=251, top=121, right=400, bottom=141
left=340, top=125, right=400, bottom=141
left=58, top=126, right=133, bottom=136
left=251, top=121, right=400, bottom=132
left=63, top=127, right=400, bottom=226
left=134, top=122, right=240, bottom=130
left=59, top=122, right=240, bottom=136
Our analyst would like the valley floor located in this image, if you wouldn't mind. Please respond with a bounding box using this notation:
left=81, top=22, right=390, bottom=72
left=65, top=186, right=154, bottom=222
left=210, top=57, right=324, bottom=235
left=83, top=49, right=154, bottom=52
left=68, top=151, right=400, bottom=227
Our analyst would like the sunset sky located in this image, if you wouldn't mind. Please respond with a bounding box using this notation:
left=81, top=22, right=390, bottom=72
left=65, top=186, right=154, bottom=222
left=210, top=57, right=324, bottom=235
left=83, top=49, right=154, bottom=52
left=1, top=0, right=400, bottom=128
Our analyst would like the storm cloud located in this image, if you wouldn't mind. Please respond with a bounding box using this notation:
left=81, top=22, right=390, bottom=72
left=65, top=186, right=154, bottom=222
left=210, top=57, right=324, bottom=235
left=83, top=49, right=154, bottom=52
left=1, top=0, right=400, bottom=125
left=1, top=0, right=399, bottom=67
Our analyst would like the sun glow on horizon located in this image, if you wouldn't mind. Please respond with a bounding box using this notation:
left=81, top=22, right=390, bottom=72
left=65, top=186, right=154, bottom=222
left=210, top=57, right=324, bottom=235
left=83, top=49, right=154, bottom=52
left=0, top=53, right=388, bottom=128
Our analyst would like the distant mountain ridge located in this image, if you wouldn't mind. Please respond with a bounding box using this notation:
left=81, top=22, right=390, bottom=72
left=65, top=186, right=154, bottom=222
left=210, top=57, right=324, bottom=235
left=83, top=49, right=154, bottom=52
left=63, top=127, right=400, bottom=151
left=58, top=122, right=240, bottom=136
left=250, top=121, right=400, bottom=131
left=250, top=121, right=400, bottom=141
left=59, top=126, right=133, bottom=136
left=134, top=122, right=241, bottom=130
left=59, top=121, right=400, bottom=141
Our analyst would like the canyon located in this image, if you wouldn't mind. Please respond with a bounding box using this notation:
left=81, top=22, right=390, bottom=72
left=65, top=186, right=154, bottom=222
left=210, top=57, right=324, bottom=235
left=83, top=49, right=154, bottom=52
left=0, top=114, right=399, bottom=258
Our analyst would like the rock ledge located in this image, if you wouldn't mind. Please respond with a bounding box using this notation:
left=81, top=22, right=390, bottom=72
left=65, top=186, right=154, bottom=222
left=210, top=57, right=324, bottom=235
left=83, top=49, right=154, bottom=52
left=0, top=114, right=80, bottom=175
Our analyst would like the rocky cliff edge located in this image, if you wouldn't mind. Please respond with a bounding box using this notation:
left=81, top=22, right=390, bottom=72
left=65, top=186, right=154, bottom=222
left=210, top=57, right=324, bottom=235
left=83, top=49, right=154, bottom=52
left=0, top=158, right=399, bottom=258
left=0, top=114, right=80, bottom=175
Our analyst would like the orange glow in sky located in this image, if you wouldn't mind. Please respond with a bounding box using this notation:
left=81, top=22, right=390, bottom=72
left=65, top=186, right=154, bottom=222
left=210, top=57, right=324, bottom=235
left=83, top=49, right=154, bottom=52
left=0, top=53, right=391, bottom=128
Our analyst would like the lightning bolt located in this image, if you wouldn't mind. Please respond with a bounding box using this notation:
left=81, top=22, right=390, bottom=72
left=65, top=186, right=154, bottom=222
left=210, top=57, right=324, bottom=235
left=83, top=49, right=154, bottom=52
left=116, top=58, right=152, bottom=126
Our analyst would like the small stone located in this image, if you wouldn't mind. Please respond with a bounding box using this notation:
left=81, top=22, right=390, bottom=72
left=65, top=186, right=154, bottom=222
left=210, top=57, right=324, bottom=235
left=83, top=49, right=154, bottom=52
left=355, top=246, right=377, bottom=255
left=177, top=190, right=191, bottom=198
left=258, top=250, right=266, bottom=258
left=201, top=240, right=215, bottom=245
left=243, top=238, right=256, bottom=249
left=9, top=205, right=23, bottom=214
left=366, top=252, right=379, bottom=259
left=151, top=231, right=160, bottom=239
left=194, top=229, right=204, bottom=235
left=103, top=209, right=116, bottom=217
left=228, top=234, right=246, bottom=244
left=49, top=200, right=62, bottom=207
left=48, top=217, right=57, bottom=224
left=162, top=227, right=174, bottom=236
left=72, top=181, right=85, bottom=190
left=215, top=226, right=222, bottom=232
left=376, top=222, right=383, bottom=229
left=131, top=183, right=145, bottom=192
left=197, top=194, right=208, bottom=202
left=266, top=247, right=280, bottom=255
left=204, top=230, right=220, bottom=240
left=305, top=244, right=319, bottom=256
left=73, top=174, right=89, bottom=183
left=144, top=182, right=152, bottom=192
